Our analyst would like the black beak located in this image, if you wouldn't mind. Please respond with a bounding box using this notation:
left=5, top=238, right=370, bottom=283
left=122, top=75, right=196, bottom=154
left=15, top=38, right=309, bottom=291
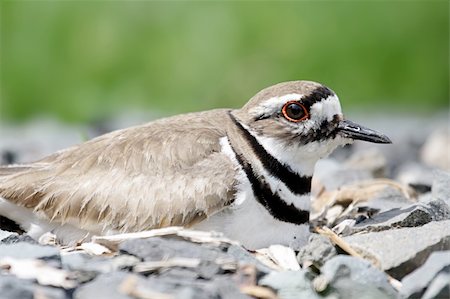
left=337, top=119, right=392, bottom=144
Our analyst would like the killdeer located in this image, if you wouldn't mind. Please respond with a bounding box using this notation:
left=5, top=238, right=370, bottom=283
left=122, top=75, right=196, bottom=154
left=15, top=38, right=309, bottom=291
left=0, top=81, right=391, bottom=249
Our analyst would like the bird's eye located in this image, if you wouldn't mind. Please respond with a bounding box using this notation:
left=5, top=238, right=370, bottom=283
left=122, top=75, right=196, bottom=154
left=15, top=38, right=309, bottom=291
left=281, top=101, right=308, bottom=122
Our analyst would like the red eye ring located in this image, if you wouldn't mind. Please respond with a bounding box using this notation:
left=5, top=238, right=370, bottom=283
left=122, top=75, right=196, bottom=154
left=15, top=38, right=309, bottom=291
left=281, top=101, right=309, bottom=122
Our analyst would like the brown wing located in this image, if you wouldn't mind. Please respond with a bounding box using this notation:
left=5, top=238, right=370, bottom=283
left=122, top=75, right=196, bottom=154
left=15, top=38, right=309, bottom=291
left=0, top=109, right=238, bottom=234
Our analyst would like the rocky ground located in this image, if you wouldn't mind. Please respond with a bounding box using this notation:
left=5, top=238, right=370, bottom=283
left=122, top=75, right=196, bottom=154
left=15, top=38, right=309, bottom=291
left=0, top=112, right=449, bottom=299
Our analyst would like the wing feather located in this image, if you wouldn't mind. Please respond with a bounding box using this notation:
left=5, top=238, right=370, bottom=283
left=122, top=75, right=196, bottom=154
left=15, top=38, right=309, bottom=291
left=0, top=109, right=238, bottom=235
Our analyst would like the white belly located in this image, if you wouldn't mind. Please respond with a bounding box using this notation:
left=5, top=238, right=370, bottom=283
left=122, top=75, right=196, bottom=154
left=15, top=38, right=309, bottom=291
left=193, top=193, right=310, bottom=250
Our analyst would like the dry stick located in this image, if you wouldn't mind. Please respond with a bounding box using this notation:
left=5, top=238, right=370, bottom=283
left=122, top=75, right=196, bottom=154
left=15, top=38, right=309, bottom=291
left=240, top=285, right=279, bottom=299
left=315, top=227, right=403, bottom=291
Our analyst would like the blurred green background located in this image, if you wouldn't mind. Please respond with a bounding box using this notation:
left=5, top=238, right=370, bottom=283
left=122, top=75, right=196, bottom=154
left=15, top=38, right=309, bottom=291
left=1, top=0, right=448, bottom=124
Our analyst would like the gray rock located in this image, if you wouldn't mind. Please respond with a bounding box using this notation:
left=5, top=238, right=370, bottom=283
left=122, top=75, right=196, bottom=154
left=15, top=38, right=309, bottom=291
left=74, top=272, right=133, bottom=299
left=422, top=272, right=450, bottom=299
left=145, top=274, right=249, bottom=299
left=318, top=255, right=397, bottom=299
left=153, top=261, right=221, bottom=282
left=197, top=261, right=222, bottom=279
left=259, top=270, right=321, bottom=299
left=205, top=276, right=251, bottom=299
left=31, top=285, right=68, bottom=299
left=120, top=237, right=243, bottom=279
left=426, top=199, right=450, bottom=221
left=0, top=233, right=37, bottom=245
left=0, top=243, right=59, bottom=260
left=0, top=275, right=67, bottom=299
left=226, top=244, right=272, bottom=273
left=61, top=252, right=140, bottom=284
left=329, top=185, right=414, bottom=233
left=119, top=237, right=230, bottom=263
left=400, top=251, right=450, bottom=299
left=432, top=170, right=450, bottom=206
left=76, top=271, right=248, bottom=299
left=297, top=234, right=337, bottom=268
left=356, top=185, right=414, bottom=213
left=344, top=220, right=450, bottom=279
left=0, top=230, right=17, bottom=242
left=0, top=275, right=35, bottom=299
left=62, top=252, right=139, bottom=273
left=353, top=199, right=450, bottom=233
left=118, top=238, right=254, bottom=297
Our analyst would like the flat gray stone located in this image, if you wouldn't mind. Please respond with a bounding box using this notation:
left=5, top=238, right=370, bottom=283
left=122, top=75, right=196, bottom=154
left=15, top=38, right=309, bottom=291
left=119, top=237, right=229, bottom=262
left=344, top=220, right=450, bottom=279
left=318, top=255, right=397, bottom=299
left=0, top=243, right=59, bottom=260
left=355, top=186, right=415, bottom=213
left=297, top=234, right=337, bottom=267
left=353, top=199, right=450, bottom=233
left=259, top=270, right=321, bottom=299
left=400, top=251, right=450, bottom=298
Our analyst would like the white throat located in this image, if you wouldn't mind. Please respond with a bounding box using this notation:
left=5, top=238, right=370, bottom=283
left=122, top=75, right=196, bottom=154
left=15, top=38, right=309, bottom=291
left=253, top=133, right=347, bottom=176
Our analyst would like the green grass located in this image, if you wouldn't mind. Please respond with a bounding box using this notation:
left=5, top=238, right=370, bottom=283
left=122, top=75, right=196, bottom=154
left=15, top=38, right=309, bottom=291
left=1, top=1, right=448, bottom=123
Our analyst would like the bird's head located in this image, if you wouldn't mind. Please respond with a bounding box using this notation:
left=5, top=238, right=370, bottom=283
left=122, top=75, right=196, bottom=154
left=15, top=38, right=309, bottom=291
left=234, top=80, right=391, bottom=174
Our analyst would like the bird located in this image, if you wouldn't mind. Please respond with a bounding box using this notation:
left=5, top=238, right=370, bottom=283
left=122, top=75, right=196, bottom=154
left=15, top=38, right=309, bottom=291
left=0, top=81, right=391, bottom=249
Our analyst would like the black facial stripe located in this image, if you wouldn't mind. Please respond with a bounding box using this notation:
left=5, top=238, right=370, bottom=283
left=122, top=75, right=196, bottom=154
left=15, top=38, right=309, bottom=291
left=294, top=114, right=341, bottom=145
left=228, top=142, right=309, bottom=225
left=301, top=86, right=334, bottom=110
left=229, top=112, right=312, bottom=196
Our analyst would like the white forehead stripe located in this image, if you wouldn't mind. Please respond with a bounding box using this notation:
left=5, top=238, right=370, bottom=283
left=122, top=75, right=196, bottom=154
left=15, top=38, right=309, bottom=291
left=309, top=95, right=342, bottom=122
left=249, top=93, right=304, bottom=118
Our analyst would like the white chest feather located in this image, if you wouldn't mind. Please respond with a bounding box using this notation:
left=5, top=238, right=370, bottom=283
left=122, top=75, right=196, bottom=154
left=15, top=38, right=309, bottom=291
left=194, top=136, right=311, bottom=250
